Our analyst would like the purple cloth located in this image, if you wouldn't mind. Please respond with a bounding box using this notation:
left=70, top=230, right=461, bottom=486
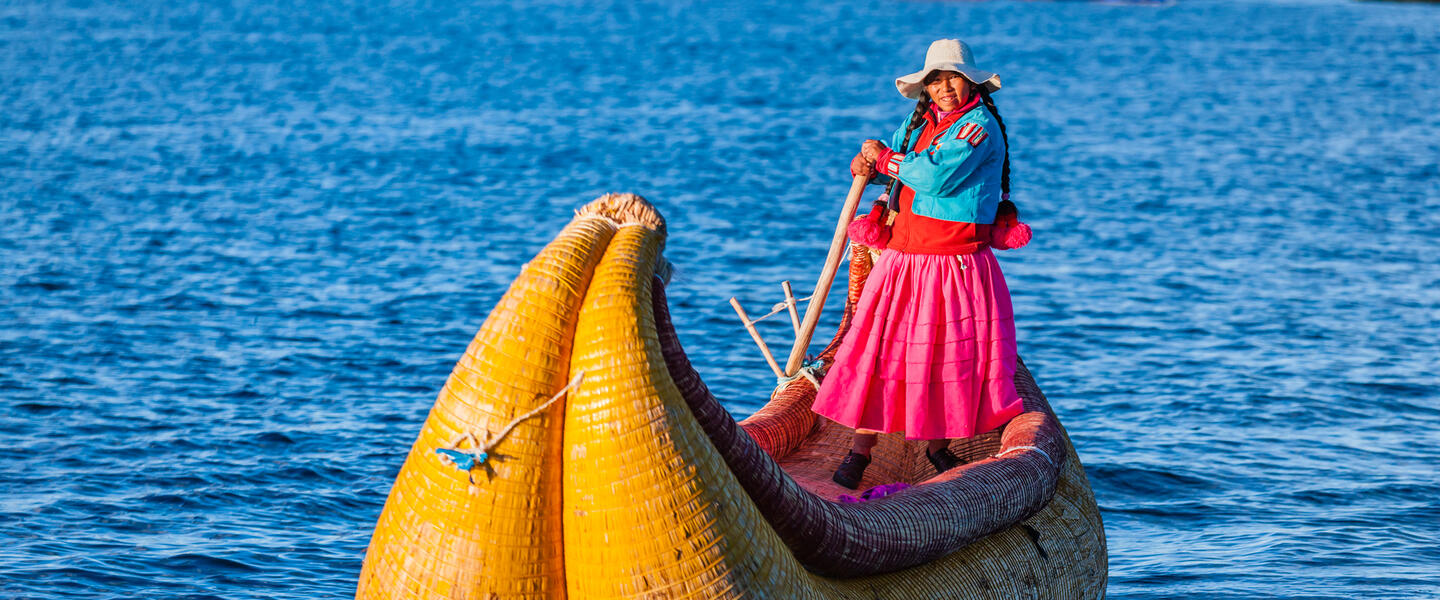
left=838, top=482, right=913, bottom=504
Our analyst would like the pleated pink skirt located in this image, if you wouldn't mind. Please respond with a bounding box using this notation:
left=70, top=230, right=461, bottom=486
left=812, top=248, right=1024, bottom=440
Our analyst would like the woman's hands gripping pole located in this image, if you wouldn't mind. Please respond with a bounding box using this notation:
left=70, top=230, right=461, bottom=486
left=850, top=139, right=887, bottom=179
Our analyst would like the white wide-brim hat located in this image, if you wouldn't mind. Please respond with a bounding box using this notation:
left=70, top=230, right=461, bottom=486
left=895, top=38, right=1001, bottom=99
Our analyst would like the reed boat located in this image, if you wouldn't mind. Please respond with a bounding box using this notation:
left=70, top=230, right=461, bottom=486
left=356, top=193, right=1107, bottom=599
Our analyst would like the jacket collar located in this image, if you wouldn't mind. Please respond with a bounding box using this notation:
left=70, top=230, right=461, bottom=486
left=925, top=94, right=983, bottom=126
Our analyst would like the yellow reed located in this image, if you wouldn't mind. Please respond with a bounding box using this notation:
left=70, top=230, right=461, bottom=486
left=355, top=207, right=618, bottom=600
left=358, top=193, right=1107, bottom=599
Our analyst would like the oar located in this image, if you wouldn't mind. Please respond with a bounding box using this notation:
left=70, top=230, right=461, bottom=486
left=784, top=174, right=870, bottom=376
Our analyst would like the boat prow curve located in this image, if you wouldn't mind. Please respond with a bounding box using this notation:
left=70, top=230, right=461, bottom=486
left=357, top=193, right=1108, bottom=599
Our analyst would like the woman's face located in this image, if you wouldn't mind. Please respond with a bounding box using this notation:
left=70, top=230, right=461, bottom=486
left=924, top=71, right=971, bottom=112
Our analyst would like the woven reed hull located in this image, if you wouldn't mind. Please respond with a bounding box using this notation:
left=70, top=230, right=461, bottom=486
left=358, top=194, right=1107, bottom=599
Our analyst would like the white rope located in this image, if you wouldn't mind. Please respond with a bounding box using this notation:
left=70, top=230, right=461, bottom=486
left=744, top=294, right=815, bottom=324
left=437, top=372, right=586, bottom=477
left=994, top=444, right=1054, bottom=467
left=775, top=359, right=825, bottom=390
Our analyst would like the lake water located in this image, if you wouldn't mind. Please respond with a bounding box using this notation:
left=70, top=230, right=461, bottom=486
left=2, top=0, right=1438, bottom=598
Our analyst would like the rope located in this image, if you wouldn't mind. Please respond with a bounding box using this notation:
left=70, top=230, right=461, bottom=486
left=436, top=371, right=586, bottom=482
left=744, top=294, right=815, bottom=324
left=994, top=444, right=1054, bottom=468
left=776, top=358, right=826, bottom=390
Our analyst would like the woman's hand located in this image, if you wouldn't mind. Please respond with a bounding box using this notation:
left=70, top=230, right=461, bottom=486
left=850, top=152, right=876, bottom=178
left=851, top=139, right=888, bottom=178
left=860, top=139, right=885, bottom=162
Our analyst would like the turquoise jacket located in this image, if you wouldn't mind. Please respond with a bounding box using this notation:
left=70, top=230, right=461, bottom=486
left=879, top=102, right=1006, bottom=224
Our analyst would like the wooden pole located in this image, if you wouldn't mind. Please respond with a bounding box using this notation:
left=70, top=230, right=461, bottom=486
left=784, top=174, right=869, bottom=375
left=730, top=297, right=785, bottom=378
left=780, top=280, right=802, bottom=336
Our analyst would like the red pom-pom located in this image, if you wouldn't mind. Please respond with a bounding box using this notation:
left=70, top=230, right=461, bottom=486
left=848, top=214, right=888, bottom=249
left=991, top=219, right=1032, bottom=250
left=1003, top=222, right=1032, bottom=249
left=990, top=197, right=1030, bottom=250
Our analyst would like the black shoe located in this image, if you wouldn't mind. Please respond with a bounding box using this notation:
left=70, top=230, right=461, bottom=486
left=832, top=451, right=871, bottom=489
left=926, top=447, right=962, bottom=474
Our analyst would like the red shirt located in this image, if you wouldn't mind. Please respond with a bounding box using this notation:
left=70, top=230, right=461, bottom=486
left=885, top=103, right=993, bottom=255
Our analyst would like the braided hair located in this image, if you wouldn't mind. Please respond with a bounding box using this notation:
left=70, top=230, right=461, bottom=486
left=882, top=95, right=932, bottom=209
left=903, top=95, right=933, bottom=151
left=977, top=87, right=1016, bottom=218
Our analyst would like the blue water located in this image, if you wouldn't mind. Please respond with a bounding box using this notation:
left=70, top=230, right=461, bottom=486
left=3, top=0, right=1438, bottom=598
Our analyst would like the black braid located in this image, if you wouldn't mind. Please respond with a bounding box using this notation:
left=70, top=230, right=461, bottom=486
left=904, top=95, right=932, bottom=151
left=977, top=87, right=1018, bottom=224
left=883, top=95, right=932, bottom=207
left=978, top=88, right=1010, bottom=198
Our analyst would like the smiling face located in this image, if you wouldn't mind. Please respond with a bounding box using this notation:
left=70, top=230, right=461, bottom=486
left=924, top=70, right=972, bottom=112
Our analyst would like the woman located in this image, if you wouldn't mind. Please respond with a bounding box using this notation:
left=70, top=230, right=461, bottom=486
left=813, top=38, right=1031, bottom=489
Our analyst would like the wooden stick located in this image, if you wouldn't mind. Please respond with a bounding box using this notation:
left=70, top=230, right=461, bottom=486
left=730, top=297, right=785, bottom=378
left=785, top=174, right=870, bottom=375
left=780, top=280, right=801, bottom=336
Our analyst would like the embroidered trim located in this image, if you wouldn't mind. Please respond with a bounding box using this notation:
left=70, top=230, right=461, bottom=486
left=954, top=122, right=988, bottom=147
left=885, top=152, right=903, bottom=175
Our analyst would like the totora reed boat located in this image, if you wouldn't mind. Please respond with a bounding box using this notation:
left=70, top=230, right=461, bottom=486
left=356, top=193, right=1107, bottom=599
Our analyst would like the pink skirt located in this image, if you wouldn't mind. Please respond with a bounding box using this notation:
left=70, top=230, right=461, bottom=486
left=812, top=248, right=1024, bottom=440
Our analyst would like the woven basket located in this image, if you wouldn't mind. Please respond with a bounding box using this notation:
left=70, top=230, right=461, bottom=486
left=357, top=194, right=1108, bottom=599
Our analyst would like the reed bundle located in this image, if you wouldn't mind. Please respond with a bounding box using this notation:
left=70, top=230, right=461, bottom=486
left=357, top=194, right=1107, bottom=599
